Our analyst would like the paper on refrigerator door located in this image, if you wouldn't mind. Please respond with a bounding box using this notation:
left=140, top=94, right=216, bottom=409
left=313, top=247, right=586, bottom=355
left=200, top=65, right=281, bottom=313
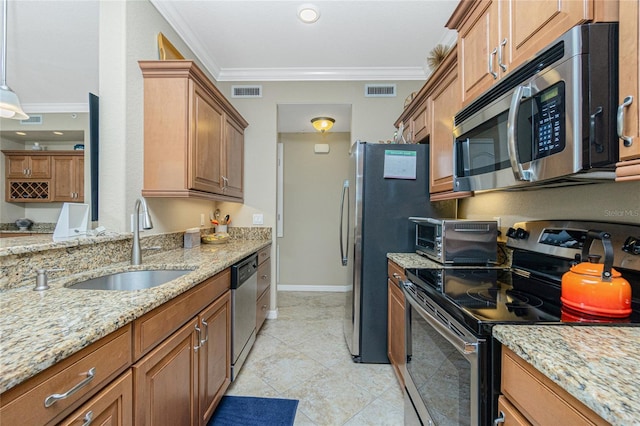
left=383, top=149, right=417, bottom=179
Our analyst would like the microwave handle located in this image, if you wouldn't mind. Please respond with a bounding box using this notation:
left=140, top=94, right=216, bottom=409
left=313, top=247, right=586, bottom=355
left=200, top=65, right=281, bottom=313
left=507, top=85, right=532, bottom=181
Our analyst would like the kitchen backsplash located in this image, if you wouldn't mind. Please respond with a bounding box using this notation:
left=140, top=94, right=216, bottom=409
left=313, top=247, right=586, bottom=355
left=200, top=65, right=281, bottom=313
left=0, top=226, right=272, bottom=290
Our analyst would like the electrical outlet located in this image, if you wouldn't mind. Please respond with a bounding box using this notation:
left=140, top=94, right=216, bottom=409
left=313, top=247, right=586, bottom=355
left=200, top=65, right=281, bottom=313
left=253, top=213, right=264, bottom=225
left=200, top=213, right=205, bottom=226
left=493, top=216, right=502, bottom=229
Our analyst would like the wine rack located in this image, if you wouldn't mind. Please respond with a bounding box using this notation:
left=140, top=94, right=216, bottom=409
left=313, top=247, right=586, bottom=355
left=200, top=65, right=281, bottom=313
left=8, top=181, right=50, bottom=201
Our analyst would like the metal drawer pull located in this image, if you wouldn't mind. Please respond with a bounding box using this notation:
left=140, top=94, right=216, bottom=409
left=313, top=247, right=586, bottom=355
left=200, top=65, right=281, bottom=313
left=44, top=367, right=96, bottom=407
left=489, top=47, right=498, bottom=79
left=494, top=410, right=505, bottom=425
left=194, top=324, right=202, bottom=352
left=261, top=274, right=269, bottom=280
left=82, top=410, right=94, bottom=426
left=392, top=273, right=401, bottom=279
left=201, top=319, right=209, bottom=345
left=617, top=95, right=634, bottom=147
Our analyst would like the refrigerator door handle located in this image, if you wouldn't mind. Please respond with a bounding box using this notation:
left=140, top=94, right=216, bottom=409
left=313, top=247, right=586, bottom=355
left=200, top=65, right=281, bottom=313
left=339, top=180, right=350, bottom=266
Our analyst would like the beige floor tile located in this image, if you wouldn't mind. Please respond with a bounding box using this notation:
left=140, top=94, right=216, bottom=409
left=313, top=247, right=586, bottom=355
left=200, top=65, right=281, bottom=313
left=226, top=291, right=404, bottom=426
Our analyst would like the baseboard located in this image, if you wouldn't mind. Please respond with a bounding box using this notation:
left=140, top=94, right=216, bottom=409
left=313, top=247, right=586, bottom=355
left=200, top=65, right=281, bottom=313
left=266, top=308, right=278, bottom=319
left=277, top=284, right=350, bottom=292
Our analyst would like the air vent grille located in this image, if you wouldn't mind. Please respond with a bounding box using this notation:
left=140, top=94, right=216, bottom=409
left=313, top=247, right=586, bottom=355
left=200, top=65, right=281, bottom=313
left=232, top=85, right=262, bottom=98
left=20, top=115, right=43, bottom=125
left=365, top=84, right=396, bottom=97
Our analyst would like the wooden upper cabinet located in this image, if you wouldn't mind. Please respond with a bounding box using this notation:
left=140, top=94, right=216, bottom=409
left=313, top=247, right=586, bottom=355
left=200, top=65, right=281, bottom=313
left=139, top=60, right=248, bottom=202
left=5, top=152, right=51, bottom=178
left=191, top=82, right=225, bottom=194
left=448, top=0, right=616, bottom=106
left=52, top=155, right=84, bottom=202
left=617, top=0, right=640, bottom=166
left=430, top=62, right=460, bottom=196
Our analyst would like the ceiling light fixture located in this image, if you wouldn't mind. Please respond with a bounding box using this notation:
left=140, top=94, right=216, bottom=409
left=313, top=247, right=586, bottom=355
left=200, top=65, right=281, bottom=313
left=53, top=131, right=64, bottom=135
left=311, top=117, right=335, bottom=133
left=298, top=4, right=320, bottom=23
left=0, top=0, right=28, bottom=120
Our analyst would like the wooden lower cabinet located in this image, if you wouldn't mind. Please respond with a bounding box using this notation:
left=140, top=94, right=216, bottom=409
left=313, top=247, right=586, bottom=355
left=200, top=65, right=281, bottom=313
left=133, top=290, right=232, bottom=426
left=198, top=291, right=232, bottom=425
left=499, top=347, right=608, bottom=425
left=387, top=260, right=406, bottom=386
left=60, top=371, right=133, bottom=426
left=256, top=244, right=271, bottom=332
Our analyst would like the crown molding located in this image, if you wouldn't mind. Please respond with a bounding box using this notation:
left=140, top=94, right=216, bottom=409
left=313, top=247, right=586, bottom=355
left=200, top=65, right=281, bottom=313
left=216, top=66, right=428, bottom=82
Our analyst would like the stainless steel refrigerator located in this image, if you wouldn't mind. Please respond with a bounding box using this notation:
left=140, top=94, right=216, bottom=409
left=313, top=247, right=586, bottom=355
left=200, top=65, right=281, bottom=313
left=339, top=141, right=454, bottom=363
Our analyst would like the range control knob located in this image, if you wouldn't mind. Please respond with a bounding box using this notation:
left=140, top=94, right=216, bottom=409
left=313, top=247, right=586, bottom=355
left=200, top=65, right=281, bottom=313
left=623, top=236, right=640, bottom=255
left=515, top=228, right=530, bottom=240
left=506, top=227, right=517, bottom=238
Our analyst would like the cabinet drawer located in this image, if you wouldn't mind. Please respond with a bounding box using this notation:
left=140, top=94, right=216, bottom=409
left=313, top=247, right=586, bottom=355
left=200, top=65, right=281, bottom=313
left=0, top=326, right=132, bottom=425
left=257, top=285, right=270, bottom=331
left=257, top=245, right=271, bottom=265
left=387, top=261, right=406, bottom=287
left=496, top=395, right=531, bottom=426
left=60, top=370, right=133, bottom=426
left=257, top=260, right=271, bottom=299
left=133, top=269, right=230, bottom=359
left=501, top=347, right=608, bottom=426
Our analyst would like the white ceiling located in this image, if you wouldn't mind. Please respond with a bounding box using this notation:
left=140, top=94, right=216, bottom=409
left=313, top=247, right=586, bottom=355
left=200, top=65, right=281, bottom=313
left=4, top=0, right=458, bottom=132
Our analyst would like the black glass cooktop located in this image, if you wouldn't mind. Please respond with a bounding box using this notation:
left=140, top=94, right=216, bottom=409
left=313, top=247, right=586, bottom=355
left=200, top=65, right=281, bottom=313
left=405, top=267, right=640, bottom=336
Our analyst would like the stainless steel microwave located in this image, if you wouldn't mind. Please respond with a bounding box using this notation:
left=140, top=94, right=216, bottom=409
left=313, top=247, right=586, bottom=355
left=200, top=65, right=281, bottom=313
left=411, top=217, right=497, bottom=265
left=453, top=23, right=618, bottom=192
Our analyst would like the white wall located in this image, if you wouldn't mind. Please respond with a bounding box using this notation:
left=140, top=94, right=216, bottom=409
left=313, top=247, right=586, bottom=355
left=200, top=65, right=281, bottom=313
left=98, top=0, right=218, bottom=234
left=277, top=132, right=351, bottom=290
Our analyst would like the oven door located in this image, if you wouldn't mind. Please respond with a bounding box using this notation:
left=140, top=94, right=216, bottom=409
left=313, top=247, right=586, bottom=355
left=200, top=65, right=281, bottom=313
left=403, top=282, right=485, bottom=426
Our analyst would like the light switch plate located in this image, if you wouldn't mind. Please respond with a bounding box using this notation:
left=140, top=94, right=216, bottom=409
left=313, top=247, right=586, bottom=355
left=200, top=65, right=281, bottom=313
left=253, top=213, right=264, bottom=225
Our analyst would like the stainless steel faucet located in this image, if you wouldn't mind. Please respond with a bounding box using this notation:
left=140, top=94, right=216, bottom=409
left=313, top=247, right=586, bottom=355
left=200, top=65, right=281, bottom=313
left=131, top=197, right=153, bottom=265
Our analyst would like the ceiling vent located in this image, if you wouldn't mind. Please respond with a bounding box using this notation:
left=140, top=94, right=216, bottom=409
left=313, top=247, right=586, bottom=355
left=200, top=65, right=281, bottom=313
left=20, top=115, right=43, bottom=125
left=232, top=85, right=262, bottom=98
left=365, top=84, right=396, bottom=97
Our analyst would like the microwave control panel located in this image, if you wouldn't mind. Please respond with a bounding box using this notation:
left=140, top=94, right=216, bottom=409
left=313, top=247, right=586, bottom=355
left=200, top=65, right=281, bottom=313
left=533, top=82, right=565, bottom=159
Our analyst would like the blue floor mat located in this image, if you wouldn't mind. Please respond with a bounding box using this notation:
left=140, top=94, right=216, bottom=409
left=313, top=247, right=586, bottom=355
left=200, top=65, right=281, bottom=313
left=208, top=395, right=299, bottom=426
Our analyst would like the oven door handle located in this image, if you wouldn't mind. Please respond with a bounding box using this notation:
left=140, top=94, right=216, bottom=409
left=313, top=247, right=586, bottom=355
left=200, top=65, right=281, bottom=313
left=403, top=283, right=479, bottom=356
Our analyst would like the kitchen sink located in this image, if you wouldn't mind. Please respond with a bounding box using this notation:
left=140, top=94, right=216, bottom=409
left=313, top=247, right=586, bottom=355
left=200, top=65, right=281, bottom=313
left=66, top=269, right=193, bottom=291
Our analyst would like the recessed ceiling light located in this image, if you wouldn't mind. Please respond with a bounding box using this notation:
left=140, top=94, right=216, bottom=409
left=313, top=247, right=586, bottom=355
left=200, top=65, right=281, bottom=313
left=15, top=131, right=26, bottom=136
left=298, top=4, right=319, bottom=23
left=53, top=131, right=64, bottom=135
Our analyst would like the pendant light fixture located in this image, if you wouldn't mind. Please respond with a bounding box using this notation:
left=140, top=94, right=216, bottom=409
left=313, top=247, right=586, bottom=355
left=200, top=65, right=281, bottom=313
left=0, top=0, right=28, bottom=120
left=311, top=117, right=335, bottom=133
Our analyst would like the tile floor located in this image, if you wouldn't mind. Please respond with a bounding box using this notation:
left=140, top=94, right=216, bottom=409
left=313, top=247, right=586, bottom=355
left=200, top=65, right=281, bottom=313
left=225, top=291, right=405, bottom=425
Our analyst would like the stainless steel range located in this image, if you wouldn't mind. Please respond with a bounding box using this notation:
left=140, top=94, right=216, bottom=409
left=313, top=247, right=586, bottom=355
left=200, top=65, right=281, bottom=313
left=403, top=220, right=640, bottom=426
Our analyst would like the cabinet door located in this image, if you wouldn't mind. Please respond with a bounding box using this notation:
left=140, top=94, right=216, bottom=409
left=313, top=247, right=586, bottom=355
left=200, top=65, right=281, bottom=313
left=190, top=82, right=224, bottom=194
left=619, top=0, right=640, bottom=161
left=412, top=100, right=430, bottom=144
left=458, top=0, right=500, bottom=104
left=133, top=318, right=199, bottom=426
left=222, top=116, right=244, bottom=199
left=387, top=279, right=406, bottom=386
left=198, top=291, right=231, bottom=426
left=60, top=371, right=133, bottom=426
left=504, top=0, right=592, bottom=70
left=52, top=156, right=83, bottom=202
left=5, top=154, right=51, bottom=178
left=429, top=70, right=460, bottom=195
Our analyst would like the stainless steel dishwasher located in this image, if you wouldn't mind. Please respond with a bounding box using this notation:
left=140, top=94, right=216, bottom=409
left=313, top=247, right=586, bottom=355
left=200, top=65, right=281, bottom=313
left=230, top=253, right=258, bottom=381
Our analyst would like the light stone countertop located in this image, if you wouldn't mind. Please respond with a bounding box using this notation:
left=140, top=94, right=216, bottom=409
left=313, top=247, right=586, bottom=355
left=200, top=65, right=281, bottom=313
left=0, top=238, right=270, bottom=394
left=493, top=325, right=640, bottom=426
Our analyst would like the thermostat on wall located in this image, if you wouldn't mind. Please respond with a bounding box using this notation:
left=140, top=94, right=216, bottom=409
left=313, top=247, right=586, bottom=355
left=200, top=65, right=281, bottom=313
left=314, top=143, right=330, bottom=154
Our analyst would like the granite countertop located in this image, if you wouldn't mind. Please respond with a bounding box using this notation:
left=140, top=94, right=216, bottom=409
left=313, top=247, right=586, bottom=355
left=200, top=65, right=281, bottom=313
left=0, top=238, right=270, bottom=394
left=387, top=252, right=508, bottom=270
left=494, top=325, right=640, bottom=426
